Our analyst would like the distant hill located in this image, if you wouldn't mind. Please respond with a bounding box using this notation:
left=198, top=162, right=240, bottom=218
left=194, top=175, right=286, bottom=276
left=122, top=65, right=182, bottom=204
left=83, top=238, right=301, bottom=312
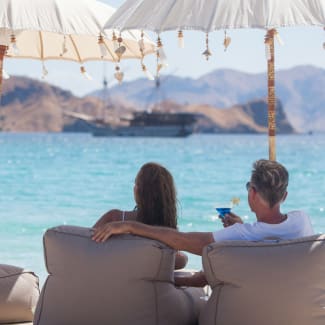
left=94, top=65, right=325, bottom=132
left=185, top=99, right=294, bottom=134
left=0, top=75, right=294, bottom=134
left=0, top=76, right=133, bottom=132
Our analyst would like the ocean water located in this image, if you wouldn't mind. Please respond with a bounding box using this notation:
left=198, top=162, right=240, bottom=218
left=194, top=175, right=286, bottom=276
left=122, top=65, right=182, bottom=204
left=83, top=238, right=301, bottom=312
left=0, top=133, right=324, bottom=286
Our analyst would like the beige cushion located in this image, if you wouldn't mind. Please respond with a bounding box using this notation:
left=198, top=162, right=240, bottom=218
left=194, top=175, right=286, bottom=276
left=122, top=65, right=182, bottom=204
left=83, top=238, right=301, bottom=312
left=34, top=225, right=204, bottom=325
left=200, top=234, right=325, bottom=325
left=0, top=264, right=39, bottom=324
left=1, top=323, right=33, bottom=325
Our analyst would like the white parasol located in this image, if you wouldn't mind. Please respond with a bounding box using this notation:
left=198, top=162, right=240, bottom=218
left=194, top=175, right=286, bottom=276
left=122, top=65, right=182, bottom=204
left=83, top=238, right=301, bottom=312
left=105, top=0, right=325, bottom=160
left=0, top=0, right=155, bottom=97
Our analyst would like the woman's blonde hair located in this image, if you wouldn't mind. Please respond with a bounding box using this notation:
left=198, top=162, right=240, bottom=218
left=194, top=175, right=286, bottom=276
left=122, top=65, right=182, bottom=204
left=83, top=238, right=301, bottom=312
left=135, top=162, right=177, bottom=228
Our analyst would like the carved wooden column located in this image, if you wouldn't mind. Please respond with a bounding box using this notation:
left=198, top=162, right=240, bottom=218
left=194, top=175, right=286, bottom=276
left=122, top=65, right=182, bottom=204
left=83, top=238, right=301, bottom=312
left=0, top=45, right=8, bottom=100
left=265, top=29, right=276, bottom=161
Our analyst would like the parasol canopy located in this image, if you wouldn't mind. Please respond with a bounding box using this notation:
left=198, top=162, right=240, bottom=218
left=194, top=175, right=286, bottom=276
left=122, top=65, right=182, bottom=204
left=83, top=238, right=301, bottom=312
left=3, top=29, right=153, bottom=63
left=0, top=0, right=155, bottom=97
left=105, top=0, right=325, bottom=32
left=105, top=0, right=325, bottom=160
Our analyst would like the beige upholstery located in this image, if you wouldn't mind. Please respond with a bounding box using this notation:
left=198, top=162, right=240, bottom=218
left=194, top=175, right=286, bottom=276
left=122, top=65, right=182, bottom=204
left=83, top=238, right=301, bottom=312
left=1, top=323, right=32, bottom=325
left=34, top=225, right=204, bottom=325
left=2, top=323, right=32, bottom=325
left=0, top=264, right=39, bottom=324
left=200, top=234, right=325, bottom=325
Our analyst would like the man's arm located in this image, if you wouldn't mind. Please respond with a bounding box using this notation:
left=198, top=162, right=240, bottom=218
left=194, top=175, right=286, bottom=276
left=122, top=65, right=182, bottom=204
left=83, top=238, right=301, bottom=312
left=92, top=221, right=214, bottom=256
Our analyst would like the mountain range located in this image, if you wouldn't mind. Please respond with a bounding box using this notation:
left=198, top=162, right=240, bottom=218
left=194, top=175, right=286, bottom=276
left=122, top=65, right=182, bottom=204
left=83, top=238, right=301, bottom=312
left=0, top=65, right=323, bottom=133
left=0, top=76, right=113, bottom=132
left=0, top=75, right=293, bottom=134
left=93, top=65, right=325, bottom=132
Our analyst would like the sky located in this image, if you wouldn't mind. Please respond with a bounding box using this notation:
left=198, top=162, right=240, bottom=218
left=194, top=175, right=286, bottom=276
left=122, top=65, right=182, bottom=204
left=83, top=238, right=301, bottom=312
left=3, top=0, right=325, bottom=97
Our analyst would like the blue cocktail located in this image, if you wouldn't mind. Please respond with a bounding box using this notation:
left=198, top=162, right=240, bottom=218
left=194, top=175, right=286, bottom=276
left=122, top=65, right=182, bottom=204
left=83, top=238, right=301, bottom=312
left=215, top=207, right=231, bottom=218
left=215, top=198, right=240, bottom=219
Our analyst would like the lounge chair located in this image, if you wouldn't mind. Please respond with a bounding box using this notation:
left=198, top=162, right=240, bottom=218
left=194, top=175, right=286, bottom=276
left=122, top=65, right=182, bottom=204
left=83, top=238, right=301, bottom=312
left=0, top=264, right=40, bottom=325
left=199, top=234, right=325, bottom=325
left=34, top=225, right=205, bottom=325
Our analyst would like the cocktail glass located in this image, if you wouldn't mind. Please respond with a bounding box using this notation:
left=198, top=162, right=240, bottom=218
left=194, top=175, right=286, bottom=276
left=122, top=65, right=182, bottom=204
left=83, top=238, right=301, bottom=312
left=215, top=203, right=232, bottom=219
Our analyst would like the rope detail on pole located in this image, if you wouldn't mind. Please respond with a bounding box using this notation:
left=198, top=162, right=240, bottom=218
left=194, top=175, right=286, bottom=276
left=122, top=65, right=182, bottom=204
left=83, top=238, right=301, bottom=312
left=265, top=29, right=276, bottom=161
left=0, top=45, right=8, bottom=100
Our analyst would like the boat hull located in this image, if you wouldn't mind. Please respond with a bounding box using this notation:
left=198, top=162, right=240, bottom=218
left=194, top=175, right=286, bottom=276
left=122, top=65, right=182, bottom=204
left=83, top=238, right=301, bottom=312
left=92, top=125, right=193, bottom=137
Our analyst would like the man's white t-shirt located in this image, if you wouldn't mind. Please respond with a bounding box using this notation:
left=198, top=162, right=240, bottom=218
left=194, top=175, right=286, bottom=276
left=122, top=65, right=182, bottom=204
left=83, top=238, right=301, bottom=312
left=212, top=210, right=314, bottom=242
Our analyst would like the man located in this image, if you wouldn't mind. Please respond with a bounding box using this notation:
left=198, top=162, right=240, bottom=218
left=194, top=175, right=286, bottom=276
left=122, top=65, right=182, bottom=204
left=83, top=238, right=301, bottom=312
left=92, top=159, right=314, bottom=286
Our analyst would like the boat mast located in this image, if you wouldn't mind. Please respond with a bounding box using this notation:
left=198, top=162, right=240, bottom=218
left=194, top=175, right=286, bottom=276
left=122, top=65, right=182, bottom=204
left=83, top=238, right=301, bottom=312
left=101, top=61, right=111, bottom=121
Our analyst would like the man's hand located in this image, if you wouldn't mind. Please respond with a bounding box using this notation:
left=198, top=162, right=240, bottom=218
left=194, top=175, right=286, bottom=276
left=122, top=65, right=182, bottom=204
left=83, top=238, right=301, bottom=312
left=220, top=212, right=243, bottom=228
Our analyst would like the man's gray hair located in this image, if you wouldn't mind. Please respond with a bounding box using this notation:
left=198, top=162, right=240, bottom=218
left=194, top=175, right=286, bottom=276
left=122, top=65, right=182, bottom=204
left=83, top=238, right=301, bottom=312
left=251, top=159, right=289, bottom=208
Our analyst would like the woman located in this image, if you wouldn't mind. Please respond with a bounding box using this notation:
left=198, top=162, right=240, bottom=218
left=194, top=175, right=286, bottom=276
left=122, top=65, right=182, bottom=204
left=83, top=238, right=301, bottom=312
left=93, top=162, right=188, bottom=270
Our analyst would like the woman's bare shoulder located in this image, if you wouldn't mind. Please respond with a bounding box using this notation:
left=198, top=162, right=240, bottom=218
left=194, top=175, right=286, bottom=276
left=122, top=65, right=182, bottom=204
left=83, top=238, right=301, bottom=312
left=103, top=209, right=123, bottom=221
left=106, top=209, right=122, bottom=215
left=106, top=209, right=138, bottom=221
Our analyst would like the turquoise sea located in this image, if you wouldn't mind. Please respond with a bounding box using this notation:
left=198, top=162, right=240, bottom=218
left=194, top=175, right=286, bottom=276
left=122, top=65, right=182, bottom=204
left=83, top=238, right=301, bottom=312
left=1, top=133, right=325, bottom=286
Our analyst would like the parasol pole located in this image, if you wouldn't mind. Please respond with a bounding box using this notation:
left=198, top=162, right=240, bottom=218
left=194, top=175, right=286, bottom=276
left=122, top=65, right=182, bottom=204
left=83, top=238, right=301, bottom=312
left=0, top=45, right=8, bottom=100
left=265, top=29, right=276, bottom=161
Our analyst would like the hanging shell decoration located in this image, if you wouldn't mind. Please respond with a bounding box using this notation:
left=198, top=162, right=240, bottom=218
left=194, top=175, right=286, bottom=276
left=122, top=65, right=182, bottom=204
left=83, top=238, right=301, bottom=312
left=155, top=36, right=168, bottom=80
left=80, top=66, right=92, bottom=80
left=142, top=64, right=154, bottom=80
left=60, top=35, right=68, bottom=56
left=112, top=31, right=119, bottom=51
left=114, top=35, right=126, bottom=60
left=223, top=31, right=231, bottom=51
left=138, top=38, right=145, bottom=51
left=274, top=30, right=284, bottom=46
left=202, top=33, right=212, bottom=60
left=114, top=65, right=124, bottom=83
left=178, top=30, right=184, bottom=48
left=98, top=34, right=108, bottom=58
left=115, top=45, right=126, bottom=59
left=157, top=63, right=164, bottom=73
left=157, top=36, right=168, bottom=66
left=41, top=62, right=48, bottom=79
left=139, top=31, right=154, bottom=81
left=10, top=34, right=19, bottom=55
left=202, top=48, right=212, bottom=60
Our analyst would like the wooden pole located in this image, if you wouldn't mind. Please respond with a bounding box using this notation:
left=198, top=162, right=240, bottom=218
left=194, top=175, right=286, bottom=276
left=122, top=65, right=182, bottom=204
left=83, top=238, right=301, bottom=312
left=265, top=29, right=276, bottom=161
left=0, top=45, right=8, bottom=100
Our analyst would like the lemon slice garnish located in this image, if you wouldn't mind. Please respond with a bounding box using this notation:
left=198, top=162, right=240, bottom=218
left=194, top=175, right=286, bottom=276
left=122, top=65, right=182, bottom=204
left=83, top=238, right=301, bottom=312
left=231, top=197, right=240, bottom=206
